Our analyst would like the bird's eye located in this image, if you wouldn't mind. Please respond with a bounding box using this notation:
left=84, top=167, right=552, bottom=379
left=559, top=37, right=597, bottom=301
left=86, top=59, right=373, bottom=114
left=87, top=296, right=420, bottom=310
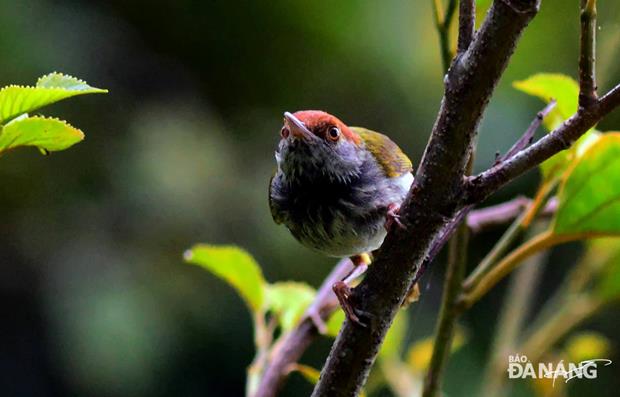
left=327, top=126, right=340, bottom=141
left=281, top=126, right=290, bottom=139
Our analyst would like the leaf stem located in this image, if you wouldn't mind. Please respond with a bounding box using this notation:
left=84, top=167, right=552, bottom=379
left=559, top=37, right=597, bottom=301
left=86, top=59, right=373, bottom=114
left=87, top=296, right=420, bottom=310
left=479, top=223, right=549, bottom=397
left=459, top=231, right=613, bottom=310
left=422, top=221, right=469, bottom=397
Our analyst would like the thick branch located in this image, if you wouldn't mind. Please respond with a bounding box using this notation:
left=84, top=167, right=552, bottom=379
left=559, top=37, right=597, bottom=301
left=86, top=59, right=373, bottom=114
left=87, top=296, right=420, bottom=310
left=464, top=85, right=620, bottom=204
left=579, top=0, right=598, bottom=107
left=311, top=2, right=540, bottom=396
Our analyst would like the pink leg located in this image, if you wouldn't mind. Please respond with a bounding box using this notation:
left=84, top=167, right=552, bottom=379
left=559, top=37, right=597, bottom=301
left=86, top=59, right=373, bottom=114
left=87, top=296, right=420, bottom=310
left=332, top=255, right=370, bottom=328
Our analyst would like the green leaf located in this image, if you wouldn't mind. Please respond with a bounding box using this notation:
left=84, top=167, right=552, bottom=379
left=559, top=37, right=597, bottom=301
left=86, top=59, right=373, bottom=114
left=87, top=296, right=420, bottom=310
left=325, top=309, right=345, bottom=337
left=553, top=133, right=620, bottom=236
left=0, top=116, right=84, bottom=154
left=184, top=245, right=266, bottom=313
left=539, top=129, right=601, bottom=182
left=513, top=74, right=585, bottom=182
left=565, top=332, right=611, bottom=362
left=265, top=281, right=315, bottom=332
left=290, top=364, right=321, bottom=385
left=379, top=310, right=408, bottom=359
left=0, top=72, right=107, bottom=124
left=513, top=73, right=579, bottom=123
left=406, top=328, right=466, bottom=372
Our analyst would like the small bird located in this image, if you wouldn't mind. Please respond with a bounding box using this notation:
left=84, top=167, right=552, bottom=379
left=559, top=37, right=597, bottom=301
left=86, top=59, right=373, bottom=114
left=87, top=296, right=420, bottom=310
left=269, top=110, right=413, bottom=328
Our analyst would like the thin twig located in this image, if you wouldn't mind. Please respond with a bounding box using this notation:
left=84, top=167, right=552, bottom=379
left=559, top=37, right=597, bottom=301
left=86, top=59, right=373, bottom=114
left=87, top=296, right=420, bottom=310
left=464, top=84, right=620, bottom=205
left=463, top=190, right=556, bottom=292
left=422, top=219, right=469, bottom=397
left=466, top=196, right=557, bottom=234
left=496, top=99, right=557, bottom=164
left=480, top=223, right=548, bottom=397
left=254, top=258, right=352, bottom=397
left=458, top=230, right=612, bottom=310
left=579, top=0, right=598, bottom=108
left=457, top=0, right=476, bottom=53
left=432, top=0, right=458, bottom=72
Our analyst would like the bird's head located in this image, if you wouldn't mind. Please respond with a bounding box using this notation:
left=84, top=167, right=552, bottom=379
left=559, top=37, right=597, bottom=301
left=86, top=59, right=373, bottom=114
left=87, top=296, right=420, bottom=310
left=275, top=110, right=365, bottom=183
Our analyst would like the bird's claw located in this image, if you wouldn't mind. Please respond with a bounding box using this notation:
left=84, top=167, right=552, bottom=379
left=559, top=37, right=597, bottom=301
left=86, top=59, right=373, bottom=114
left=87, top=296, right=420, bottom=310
left=385, top=203, right=406, bottom=231
left=332, top=281, right=368, bottom=328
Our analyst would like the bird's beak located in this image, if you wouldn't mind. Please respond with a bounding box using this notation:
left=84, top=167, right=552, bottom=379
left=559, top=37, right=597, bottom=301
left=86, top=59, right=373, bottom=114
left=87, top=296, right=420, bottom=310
left=284, top=112, right=315, bottom=141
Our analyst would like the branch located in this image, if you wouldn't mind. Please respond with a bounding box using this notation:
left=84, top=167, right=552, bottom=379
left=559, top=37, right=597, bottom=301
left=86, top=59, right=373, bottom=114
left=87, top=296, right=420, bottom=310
left=422, top=221, right=468, bottom=397
left=312, top=2, right=540, bottom=396
left=432, top=0, right=458, bottom=72
left=458, top=0, right=476, bottom=53
left=496, top=99, right=557, bottom=164
left=464, top=85, right=620, bottom=205
left=254, top=258, right=353, bottom=397
left=466, top=196, right=556, bottom=233
left=579, top=0, right=598, bottom=107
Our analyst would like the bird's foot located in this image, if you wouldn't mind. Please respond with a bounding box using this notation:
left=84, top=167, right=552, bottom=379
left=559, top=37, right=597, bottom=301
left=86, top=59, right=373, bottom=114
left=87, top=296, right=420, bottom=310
left=332, top=281, right=368, bottom=328
left=385, top=203, right=406, bottom=231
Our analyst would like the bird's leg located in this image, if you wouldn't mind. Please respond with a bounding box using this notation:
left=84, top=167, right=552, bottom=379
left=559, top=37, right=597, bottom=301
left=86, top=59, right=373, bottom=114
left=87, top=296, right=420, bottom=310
left=385, top=203, right=406, bottom=231
left=332, top=253, right=370, bottom=327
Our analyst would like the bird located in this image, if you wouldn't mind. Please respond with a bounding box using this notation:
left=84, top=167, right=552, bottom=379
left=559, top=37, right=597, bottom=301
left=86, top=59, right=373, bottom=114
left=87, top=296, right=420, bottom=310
left=269, top=110, right=413, bottom=329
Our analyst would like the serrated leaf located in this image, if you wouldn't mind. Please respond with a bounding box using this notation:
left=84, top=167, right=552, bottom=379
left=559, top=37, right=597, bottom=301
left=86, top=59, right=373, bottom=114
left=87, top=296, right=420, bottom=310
left=265, top=281, right=315, bottom=332
left=0, top=116, right=84, bottom=154
left=184, top=245, right=265, bottom=313
left=553, top=133, right=620, bottom=236
left=0, top=73, right=107, bottom=124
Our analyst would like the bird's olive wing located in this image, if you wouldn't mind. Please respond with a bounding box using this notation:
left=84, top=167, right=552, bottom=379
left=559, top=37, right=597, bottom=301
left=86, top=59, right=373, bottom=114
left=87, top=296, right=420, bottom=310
left=352, top=127, right=413, bottom=178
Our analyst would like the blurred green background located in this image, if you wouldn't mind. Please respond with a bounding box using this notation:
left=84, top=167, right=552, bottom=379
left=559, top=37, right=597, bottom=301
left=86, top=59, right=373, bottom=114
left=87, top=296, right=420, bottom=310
left=0, top=0, right=619, bottom=396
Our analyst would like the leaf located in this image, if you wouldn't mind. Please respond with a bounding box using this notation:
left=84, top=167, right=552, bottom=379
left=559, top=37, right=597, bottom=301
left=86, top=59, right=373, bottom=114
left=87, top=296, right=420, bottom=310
left=564, top=332, right=610, bottom=362
left=406, top=328, right=466, bottom=372
left=265, top=281, right=315, bottom=331
left=0, top=72, right=107, bottom=124
left=379, top=310, right=408, bottom=359
left=514, top=74, right=590, bottom=182
left=513, top=73, right=579, bottom=123
left=290, top=364, right=321, bottom=385
left=0, top=116, right=84, bottom=154
left=553, top=133, right=620, bottom=236
left=325, top=309, right=345, bottom=337
left=184, top=245, right=266, bottom=313
left=539, top=129, right=601, bottom=182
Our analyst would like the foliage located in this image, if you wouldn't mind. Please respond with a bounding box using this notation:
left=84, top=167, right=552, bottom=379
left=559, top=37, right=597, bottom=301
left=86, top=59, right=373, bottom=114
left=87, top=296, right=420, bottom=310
left=0, top=72, right=106, bottom=156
